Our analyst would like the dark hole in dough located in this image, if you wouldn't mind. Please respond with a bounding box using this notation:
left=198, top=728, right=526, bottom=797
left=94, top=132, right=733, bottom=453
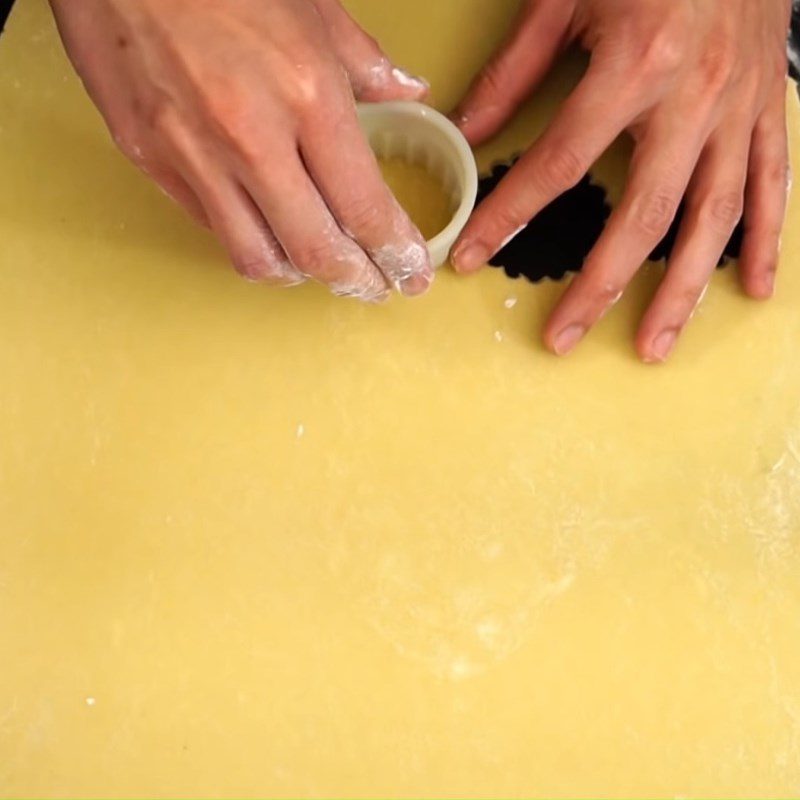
left=477, top=156, right=744, bottom=284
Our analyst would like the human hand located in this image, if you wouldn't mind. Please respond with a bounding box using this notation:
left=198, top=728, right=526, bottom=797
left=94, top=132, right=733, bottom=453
left=451, top=0, right=793, bottom=361
left=49, top=0, right=434, bottom=301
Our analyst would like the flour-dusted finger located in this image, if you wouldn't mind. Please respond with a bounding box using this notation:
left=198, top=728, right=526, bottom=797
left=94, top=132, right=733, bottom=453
left=242, top=150, right=390, bottom=301
left=300, top=97, right=433, bottom=296
left=160, top=114, right=304, bottom=285
left=309, top=0, right=429, bottom=102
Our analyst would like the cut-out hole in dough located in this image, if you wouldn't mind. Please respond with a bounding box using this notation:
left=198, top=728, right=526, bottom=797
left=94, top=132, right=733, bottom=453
left=477, top=157, right=744, bottom=284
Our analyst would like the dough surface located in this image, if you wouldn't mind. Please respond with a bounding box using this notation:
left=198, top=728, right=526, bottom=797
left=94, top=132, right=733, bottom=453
left=379, top=157, right=453, bottom=241
left=1, top=0, right=799, bottom=797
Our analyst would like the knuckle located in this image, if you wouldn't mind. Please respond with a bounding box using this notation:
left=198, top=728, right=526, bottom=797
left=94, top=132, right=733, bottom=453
left=230, top=249, right=282, bottom=282
left=202, top=90, right=266, bottom=165
left=491, top=202, right=530, bottom=239
left=766, top=160, right=792, bottom=193
left=341, top=194, right=385, bottom=234
left=701, top=190, right=743, bottom=233
left=372, top=238, right=431, bottom=291
left=228, top=228, right=296, bottom=283
left=697, top=42, right=738, bottom=93
left=284, top=63, right=330, bottom=115
left=312, top=243, right=384, bottom=299
left=231, top=133, right=266, bottom=168
left=478, top=59, right=512, bottom=99
left=148, top=97, right=178, bottom=135
left=629, top=190, right=679, bottom=239
left=537, top=144, right=587, bottom=192
left=637, top=28, right=687, bottom=80
left=291, top=236, right=358, bottom=283
left=675, top=282, right=708, bottom=312
left=588, top=278, right=625, bottom=309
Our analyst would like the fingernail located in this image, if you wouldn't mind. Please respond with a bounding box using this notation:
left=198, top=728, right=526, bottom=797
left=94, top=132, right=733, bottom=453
left=391, top=66, right=429, bottom=93
left=398, top=268, right=434, bottom=297
left=451, top=242, right=488, bottom=273
left=553, top=324, right=586, bottom=356
left=649, top=329, right=679, bottom=363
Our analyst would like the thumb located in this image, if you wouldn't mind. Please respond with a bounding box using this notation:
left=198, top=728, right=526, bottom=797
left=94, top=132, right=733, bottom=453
left=310, top=0, right=430, bottom=102
left=450, top=0, right=574, bottom=146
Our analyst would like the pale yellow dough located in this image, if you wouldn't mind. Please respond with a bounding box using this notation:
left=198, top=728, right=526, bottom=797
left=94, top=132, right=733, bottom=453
left=379, top=158, right=453, bottom=241
left=1, top=0, right=800, bottom=797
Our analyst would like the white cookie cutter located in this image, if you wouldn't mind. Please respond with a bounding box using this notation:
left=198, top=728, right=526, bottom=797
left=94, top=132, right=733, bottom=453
left=357, top=101, right=479, bottom=269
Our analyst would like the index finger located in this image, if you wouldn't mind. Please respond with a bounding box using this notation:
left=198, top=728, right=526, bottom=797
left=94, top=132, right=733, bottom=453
left=450, top=60, right=653, bottom=274
left=450, top=0, right=573, bottom=146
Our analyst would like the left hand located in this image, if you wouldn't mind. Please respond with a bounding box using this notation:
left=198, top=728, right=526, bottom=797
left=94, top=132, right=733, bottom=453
left=50, top=0, right=434, bottom=301
left=450, top=0, right=793, bottom=362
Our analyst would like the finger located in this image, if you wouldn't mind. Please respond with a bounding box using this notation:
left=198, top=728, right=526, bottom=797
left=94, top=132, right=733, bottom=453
left=451, top=62, right=651, bottom=274
left=309, top=0, right=429, bottom=101
left=450, top=0, right=575, bottom=146
left=636, top=124, right=751, bottom=363
left=242, top=149, right=391, bottom=302
left=209, top=186, right=307, bottom=286
left=160, top=118, right=305, bottom=285
left=739, top=86, right=791, bottom=300
left=300, top=102, right=433, bottom=296
left=544, top=110, right=712, bottom=356
left=137, top=156, right=211, bottom=229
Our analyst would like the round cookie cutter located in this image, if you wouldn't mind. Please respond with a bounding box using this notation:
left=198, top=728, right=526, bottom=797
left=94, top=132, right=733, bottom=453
left=357, top=101, right=479, bottom=269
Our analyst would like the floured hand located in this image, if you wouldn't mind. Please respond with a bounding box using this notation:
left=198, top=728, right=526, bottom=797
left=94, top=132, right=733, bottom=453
left=49, top=0, right=434, bottom=301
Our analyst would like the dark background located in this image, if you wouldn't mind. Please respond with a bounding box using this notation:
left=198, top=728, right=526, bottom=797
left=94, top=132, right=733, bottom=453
left=1, top=0, right=13, bottom=34
left=790, top=0, right=800, bottom=82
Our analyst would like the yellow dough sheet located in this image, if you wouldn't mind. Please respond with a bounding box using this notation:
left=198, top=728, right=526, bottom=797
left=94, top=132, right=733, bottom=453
left=1, top=0, right=800, bottom=797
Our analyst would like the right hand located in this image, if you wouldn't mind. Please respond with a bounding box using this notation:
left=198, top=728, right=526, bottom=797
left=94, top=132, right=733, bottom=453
left=449, top=0, right=792, bottom=361
left=49, top=0, right=435, bottom=301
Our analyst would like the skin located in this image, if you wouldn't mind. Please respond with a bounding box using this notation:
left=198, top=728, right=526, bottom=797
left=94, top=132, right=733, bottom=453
left=450, top=0, right=793, bottom=362
left=48, top=0, right=434, bottom=302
